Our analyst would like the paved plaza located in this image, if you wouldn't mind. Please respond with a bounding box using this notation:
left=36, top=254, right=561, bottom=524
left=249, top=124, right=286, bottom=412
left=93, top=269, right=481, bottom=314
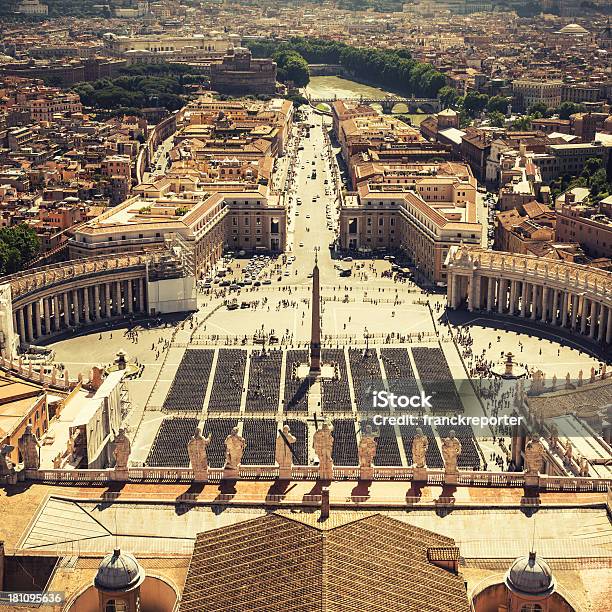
left=44, top=106, right=610, bottom=477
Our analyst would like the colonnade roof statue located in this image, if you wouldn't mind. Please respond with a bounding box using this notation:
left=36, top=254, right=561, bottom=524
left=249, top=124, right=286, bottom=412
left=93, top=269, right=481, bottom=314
left=448, top=245, right=612, bottom=289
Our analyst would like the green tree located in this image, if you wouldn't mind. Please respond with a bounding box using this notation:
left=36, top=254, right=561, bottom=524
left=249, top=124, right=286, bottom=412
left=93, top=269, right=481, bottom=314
left=438, top=86, right=459, bottom=109
left=487, top=111, right=506, bottom=127
left=527, top=102, right=550, bottom=117
left=510, top=116, right=533, bottom=131
left=557, top=101, right=585, bottom=120
left=0, top=224, right=40, bottom=274
left=463, top=92, right=489, bottom=117
left=582, top=157, right=603, bottom=177
left=274, top=50, right=310, bottom=87
left=486, top=96, right=510, bottom=114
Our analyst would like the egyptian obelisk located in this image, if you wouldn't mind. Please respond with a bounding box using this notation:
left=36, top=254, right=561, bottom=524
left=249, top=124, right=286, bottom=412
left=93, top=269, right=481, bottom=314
left=309, top=253, right=321, bottom=374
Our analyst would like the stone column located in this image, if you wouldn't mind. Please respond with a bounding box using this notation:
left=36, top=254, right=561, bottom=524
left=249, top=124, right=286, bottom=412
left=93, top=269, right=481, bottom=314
left=486, top=277, right=495, bottom=312
left=449, top=275, right=457, bottom=309
left=126, top=279, right=133, bottom=314
left=580, top=297, right=588, bottom=334
left=17, top=308, right=25, bottom=344
left=551, top=289, right=559, bottom=326
left=520, top=282, right=528, bottom=317
left=606, top=307, right=612, bottom=345
left=25, top=303, right=33, bottom=342
left=93, top=284, right=100, bottom=320
left=571, top=294, right=580, bottom=330
left=589, top=300, right=598, bottom=339
left=509, top=280, right=517, bottom=316
left=53, top=295, right=60, bottom=331
left=541, top=287, right=548, bottom=323
left=72, top=289, right=80, bottom=325
left=561, top=292, right=569, bottom=328
left=43, top=298, right=51, bottom=335
left=105, top=283, right=112, bottom=318
left=497, top=279, right=506, bottom=314
left=63, top=293, right=70, bottom=327
left=83, top=287, right=91, bottom=324
left=598, top=305, right=606, bottom=342
left=138, top=278, right=145, bottom=313
left=62, top=291, right=70, bottom=327
left=115, top=281, right=122, bottom=315
left=474, top=276, right=482, bottom=310
left=530, top=284, right=537, bottom=320
left=34, top=301, right=42, bottom=338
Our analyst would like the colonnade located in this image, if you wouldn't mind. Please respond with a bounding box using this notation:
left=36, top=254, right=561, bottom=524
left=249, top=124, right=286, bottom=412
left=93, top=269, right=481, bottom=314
left=12, top=277, right=147, bottom=345
left=446, top=248, right=612, bottom=347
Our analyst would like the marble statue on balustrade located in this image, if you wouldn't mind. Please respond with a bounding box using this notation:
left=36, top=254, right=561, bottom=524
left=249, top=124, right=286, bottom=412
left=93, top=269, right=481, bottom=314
left=358, top=425, right=377, bottom=479
left=549, top=423, right=559, bottom=450
left=313, top=422, right=334, bottom=479
left=564, top=439, right=573, bottom=465
left=188, top=427, right=212, bottom=481
left=18, top=424, right=40, bottom=470
left=112, top=428, right=131, bottom=473
left=276, top=424, right=296, bottom=477
left=0, top=444, right=17, bottom=484
left=411, top=427, right=429, bottom=480
left=579, top=456, right=589, bottom=477
left=524, top=435, right=544, bottom=476
left=224, top=427, right=246, bottom=472
left=441, top=430, right=461, bottom=481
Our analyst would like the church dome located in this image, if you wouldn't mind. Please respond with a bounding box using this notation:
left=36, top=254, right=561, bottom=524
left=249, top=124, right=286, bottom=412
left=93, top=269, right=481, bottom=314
left=94, top=549, right=145, bottom=592
left=505, top=552, right=555, bottom=596
left=558, top=23, right=589, bottom=35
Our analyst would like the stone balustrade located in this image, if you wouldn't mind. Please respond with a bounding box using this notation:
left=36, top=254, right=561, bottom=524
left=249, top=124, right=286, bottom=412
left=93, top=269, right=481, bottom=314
left=447, top=246, right=612, bottom=346
left=19, top=465, right=611, bottom=492
left=0, top=354, right=79, bottom=390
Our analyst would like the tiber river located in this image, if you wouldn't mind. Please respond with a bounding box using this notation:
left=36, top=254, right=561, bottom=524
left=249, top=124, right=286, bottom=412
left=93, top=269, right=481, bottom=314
left=304, top=76, right=431, bottom=126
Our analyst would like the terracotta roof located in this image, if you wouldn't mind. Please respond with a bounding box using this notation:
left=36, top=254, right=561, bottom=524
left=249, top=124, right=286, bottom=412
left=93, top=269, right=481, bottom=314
left=179, top=513, right=469, bottom=612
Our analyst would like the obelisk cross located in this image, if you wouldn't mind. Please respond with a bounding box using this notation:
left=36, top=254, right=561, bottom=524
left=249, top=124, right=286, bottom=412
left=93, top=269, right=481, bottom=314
left=310, top=248, right=321, bottom=373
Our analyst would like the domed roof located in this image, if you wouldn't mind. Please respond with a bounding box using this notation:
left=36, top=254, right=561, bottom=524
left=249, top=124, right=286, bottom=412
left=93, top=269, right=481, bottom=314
left=558, top=23, right=589, bottom=35
left=95, top=549, right=145, bottom=592
left=505, top=552, right=555, bottom=596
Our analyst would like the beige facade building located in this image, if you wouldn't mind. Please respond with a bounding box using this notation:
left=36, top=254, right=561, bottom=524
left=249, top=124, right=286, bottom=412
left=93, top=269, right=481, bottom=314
left=556, top=193, right=612, bottom=260
left=512, top=78, right=563, bottom=112
left=102, top=33, right=231, bottom=56
left=69, top=180, right=285, bottom=273
left=340, top=178, right=481, bottom=284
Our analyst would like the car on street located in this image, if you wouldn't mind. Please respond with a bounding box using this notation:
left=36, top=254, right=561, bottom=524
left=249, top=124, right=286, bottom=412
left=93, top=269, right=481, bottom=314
left=299, top=242, right=304, bottom=247
left=342, top=257, right=353, bottom=262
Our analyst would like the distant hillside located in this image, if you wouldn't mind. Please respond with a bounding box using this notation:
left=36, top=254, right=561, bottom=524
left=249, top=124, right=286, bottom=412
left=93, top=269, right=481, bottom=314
left=45, top=0, right=111, bottom=17
left=0, top=0, right=111, bottom=17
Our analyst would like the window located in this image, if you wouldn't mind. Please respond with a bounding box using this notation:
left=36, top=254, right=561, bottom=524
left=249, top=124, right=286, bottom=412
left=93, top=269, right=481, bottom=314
left=105, top=601, right=127, bottom=612
left=520, top=605, right=542, bottom=612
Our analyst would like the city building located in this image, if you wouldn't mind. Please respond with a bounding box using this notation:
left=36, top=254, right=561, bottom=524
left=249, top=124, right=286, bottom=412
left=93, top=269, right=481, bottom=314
left=556, top=191, right=612, bottom=260
left=339, top=180, right=481, bottom=284
left=512, top=79, right=563, bottom=112
left=210, top=47, right=277, bottom=96
left=15, top=0, right=48, bottom=16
